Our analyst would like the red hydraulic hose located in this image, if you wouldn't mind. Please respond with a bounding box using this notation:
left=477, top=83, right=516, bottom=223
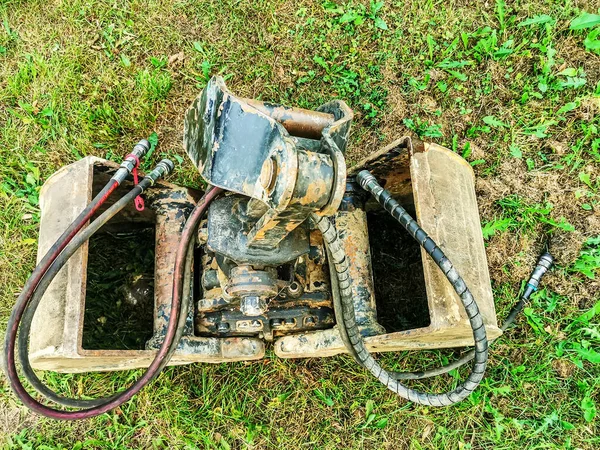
left=4, top=180, right=118, bottom=413
left=4, top=186, right=222, bottom=419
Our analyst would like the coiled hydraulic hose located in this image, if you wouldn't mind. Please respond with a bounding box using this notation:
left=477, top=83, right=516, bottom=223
left=4, top=148, right=220, bottom=419
left=4, top=140, right=150, bottom=411
left=391, top=252, right=554, bottom=381
left=312, top=170, right=489, bottom=406
left=17, top=160, right=174, bottom=408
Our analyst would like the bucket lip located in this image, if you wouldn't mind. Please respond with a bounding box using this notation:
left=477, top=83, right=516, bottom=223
left=422, top=141, right=475, bottom=179
left=39, top=156, right=103, bottom=200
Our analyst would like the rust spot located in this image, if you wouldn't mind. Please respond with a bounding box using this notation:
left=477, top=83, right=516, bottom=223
left=242, top=98, right=335, bottom=139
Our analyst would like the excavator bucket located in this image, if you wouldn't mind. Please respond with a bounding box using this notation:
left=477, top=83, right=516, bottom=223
left=275, top=137, right=501, bottom=358
left=28, top=136, right=499, bottom=372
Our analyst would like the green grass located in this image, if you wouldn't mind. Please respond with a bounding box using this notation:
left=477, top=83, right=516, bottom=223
left=1, top=0, right=600, bottom=448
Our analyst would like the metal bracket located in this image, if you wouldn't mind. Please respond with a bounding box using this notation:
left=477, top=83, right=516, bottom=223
left=184, top=76, right=353, bottom=251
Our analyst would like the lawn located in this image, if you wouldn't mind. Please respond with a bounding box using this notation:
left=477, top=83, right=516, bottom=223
left=1, top=0, right=600, bottom=448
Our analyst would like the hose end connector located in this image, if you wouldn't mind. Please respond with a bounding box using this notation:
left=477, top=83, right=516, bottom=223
left=356, top=170, right=391, bottom=210
left=145, top=159, right=175, bottom=185
left=356, top=170, right=378, bottom=190
left=132, top=139, right=151, bottom=158
left=111, top=138, right=152, bottom=184
left=523, top=252, right=554, bottom=301
left=121, top=139, right=151, bottom=171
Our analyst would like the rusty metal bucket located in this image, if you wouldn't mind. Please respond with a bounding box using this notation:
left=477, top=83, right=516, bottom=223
left=275, top=137, right=501, bottom=358
left=29, top=158, right=264, bottom=373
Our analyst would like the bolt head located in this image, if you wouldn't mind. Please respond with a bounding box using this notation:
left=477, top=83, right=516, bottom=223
left=217, top=322, right=230, bottom=333
left=240, top=295, right=267, bottom=316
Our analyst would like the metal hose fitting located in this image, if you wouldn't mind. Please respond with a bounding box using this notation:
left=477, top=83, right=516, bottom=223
left=144, top=159, right=175, bottom=186
left=111, top=139, right=151, bottom=184
left=522, top=252, right=554, bottom=301
left=389, top=250, right=555, bottom=381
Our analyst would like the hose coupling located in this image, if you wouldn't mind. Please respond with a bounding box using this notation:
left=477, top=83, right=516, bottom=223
left=522, top=252, right=554, bottom=301
left=111, top=139, right=151, bottom=183
left=356, top=170, right=379, bottom=192
left=144, top=159, right=175, bottom=186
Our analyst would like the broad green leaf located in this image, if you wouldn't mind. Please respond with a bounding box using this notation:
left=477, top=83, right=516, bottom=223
left=375, top=418, right=388, bottom=428
left=28, top=193, right=38, bottom=206
left=313, top=55, right=328, bottom=70
left=372, top=2, right=384, bottom=13
left=25, top=173, right=37, bottom=186
left=446, top=69, right=467, bottom=81
left=494, top=40, right=514, bottom=59
left=582, top=396, right=596, bottom=422
left=510, top=145, right=522, bottom=158
left=483, top=115, right=509, bottom=128
left=582, top=327, right=600, bottom=339
left=587, top=236, right=600, bottom=245
left=481, top=218, right=513, bottom=239
left=364, top=413, right=376, bottom=427
left=493, top=385, right=511, bottom=395
left=323, top=2, right=343, bottom=13
left=524, top=307, right=545, bottom=334
left=569, top=301, right=600, bottom=329
left=584, top=28, right=600, bottom=51
left=579, top=171, right=592, bottom=188
left=557, top=67, right=578, bottom=77
left=148, top=131, right=159, bottom=149
left=462, top=142, right=471, bottom=158
left=540, top=216, right=575, bottom=231
left=496, top=0, right=506, bottom=29
left=340, top=11, right=359, bottom=24
left=518, top=15, right=555, bottom=27
left=570, top=12, right=600, bottom=30
left=427, top=35, right=435, bottom=59
left=557, top=102, right=578, bottom=115
left=374, top=17, right=388, bottom=30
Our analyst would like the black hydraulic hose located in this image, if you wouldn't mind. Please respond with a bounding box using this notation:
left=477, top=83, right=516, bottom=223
left=4, top=139, right=150, bottom=385
left=391, top=252, right=554, bottom=381
left=18, top=164, right=173, bottom=408
left=4, top=161, right=202, bottom=419
left=314, top=170, right=489, bottom=406
left=3, top=180, right=118, bottom=407
left=325, top=245, right=363, bottom=364
left=19, top=162, right=196, bottom=408
left=19, top=184, right=146, bottom=407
